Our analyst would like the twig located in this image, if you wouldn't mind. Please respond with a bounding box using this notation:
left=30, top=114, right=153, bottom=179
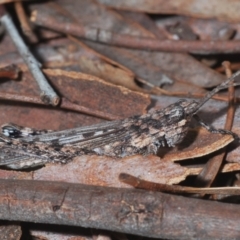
left=1, top=179, right=240, bottom=239
left=223, top=62, right=235, bottom=130
left=216, top=63, right=240, bottom=73
left=140, top=76, right=240, bottom=103
left=31, top=12, right=240, bottom=54
left=14, top=1, right=38, bottom=43
left=195, top=62, right=236, bottom=189
left=1, top=13, right=59, bottom=105
left=0, top=91, right=43, bottom=104
left=119, top=173, right=240, bottom=195
left=67, top=34, right=133, bottom=75
left=0, top=64, right=19, bottom=79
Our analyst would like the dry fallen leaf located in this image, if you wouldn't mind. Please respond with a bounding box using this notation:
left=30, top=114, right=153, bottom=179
left=0, top=67, right=150, bottom=128
left=160, top=128, right=234, bottom=161
left=97, top=0, right=240, bottom=23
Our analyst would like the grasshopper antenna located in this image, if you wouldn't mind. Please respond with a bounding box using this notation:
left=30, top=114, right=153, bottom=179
left=192, top=70, right=240, bottom=115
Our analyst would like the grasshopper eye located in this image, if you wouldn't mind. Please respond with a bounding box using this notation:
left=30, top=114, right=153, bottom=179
left=1, top=125, right=22, bottom=138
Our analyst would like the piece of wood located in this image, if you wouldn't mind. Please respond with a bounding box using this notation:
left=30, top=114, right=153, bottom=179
left=1, top=179, right=240, bottom=239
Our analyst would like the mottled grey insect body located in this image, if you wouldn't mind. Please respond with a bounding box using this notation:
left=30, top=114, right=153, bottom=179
left=0, top=71, right=240, bottom=169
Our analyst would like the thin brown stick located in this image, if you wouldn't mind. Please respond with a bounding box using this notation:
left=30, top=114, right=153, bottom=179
left=224, top=62, right=235, bottom=130
left=0, top=91, right=43, bottom=104
left=119, top=173, right=240, bottom=195
left=0, top=64, right=19, bottom=79
left=14, top=1, right=38, bottom=43
left=68, top=34, right=134, bottom=75
left=216, top=63, right=240, bottom=73
left=195, top=62, right=235, bottom=189
left=31, top=13, right=240, bottom=54
left=138, top=76, right=240, bottom=102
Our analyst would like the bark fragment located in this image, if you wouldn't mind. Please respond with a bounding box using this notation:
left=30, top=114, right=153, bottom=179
left=1, top=179, right=240, bottom=239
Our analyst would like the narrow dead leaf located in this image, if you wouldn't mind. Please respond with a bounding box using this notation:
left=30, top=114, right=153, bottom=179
left=33, top=155, right=189, bottom=186
left=0, top=67, right=150, bottom=128
left=84, top=40, right=225, bottom=88
left=44, top=68, right=150, bottom=118
left=97, top=0, right=240, bottom=23
left=0, top=155, right=239, bottom=190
